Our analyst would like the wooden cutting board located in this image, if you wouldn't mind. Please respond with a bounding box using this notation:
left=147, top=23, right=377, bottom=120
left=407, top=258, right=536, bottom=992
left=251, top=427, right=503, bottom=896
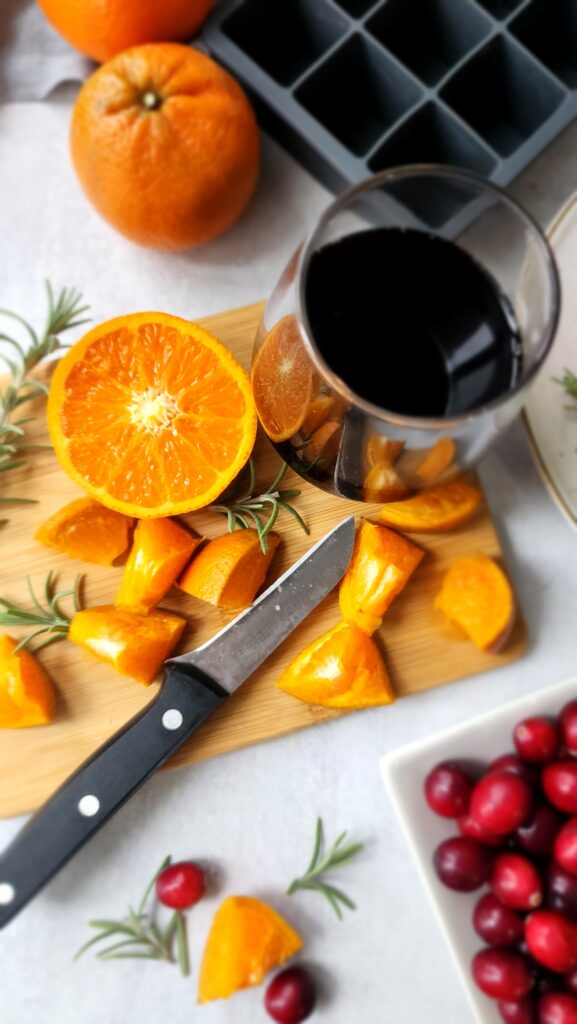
left=0, top=301, right=527, bottom=817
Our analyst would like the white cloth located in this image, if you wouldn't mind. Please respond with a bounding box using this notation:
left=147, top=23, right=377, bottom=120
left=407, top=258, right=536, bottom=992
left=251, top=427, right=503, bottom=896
left=0, top=0, right=91, bottom=101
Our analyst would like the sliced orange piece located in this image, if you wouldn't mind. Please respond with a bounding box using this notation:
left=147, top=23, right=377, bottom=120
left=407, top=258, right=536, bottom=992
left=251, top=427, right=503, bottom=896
left=366, top=435, right=405, bottom=468
left=69, top=605, right=185, bottom=684
left=364, top=463, right=410, bottom=503
left=435, top=555, right=515, bottom=652
left=178, top=529, right=279, bottom=611
left=378, top=480, right=482, bottom=533
left=35, top=497, right=134, bottom=565
left=415, top=437, right=456, bottom=482
left=48, top=312, right=257, bottom=518
left=0, top=636, right=56, bottom=728
left=339, top=521, right=423, bottom=634
left=301, top=394, right=337, bottom=436
left=116, top=518, right=202, bottom=614
left=276, top=620, right=395, bottom=709
left=251, top=316, right=313, bottom=442
left=198, top=895, right=303, bottom=1003
left=300, top=420, right=342, bottom=464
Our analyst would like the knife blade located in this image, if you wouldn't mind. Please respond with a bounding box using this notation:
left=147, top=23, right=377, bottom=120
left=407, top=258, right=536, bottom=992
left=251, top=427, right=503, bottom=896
left=0, top=516, right=355, bottom=928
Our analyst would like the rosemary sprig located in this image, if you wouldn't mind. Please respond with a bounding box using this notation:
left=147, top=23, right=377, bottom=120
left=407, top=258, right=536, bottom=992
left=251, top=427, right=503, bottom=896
left=75, top=856, right=190, bottom=976
left=287, top=817, right=363, bottom=921
left=0, top=572, right=82, bottom=652
left=211, top=459, right=309, bottom=554
left=554, top=368, right=577, bottom=408
left=0, top=282, right=90, bottom=518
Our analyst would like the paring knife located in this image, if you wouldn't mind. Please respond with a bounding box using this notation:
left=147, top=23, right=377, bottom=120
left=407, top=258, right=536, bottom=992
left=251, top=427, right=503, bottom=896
left=0, top=516, right=355, bottom=928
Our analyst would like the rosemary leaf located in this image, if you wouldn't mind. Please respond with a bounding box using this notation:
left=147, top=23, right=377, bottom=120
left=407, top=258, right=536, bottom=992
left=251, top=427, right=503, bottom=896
left=0, top=573, right=82, bottom=651
left=287, top=817, right=363, bottom=920
left=211, top=458, right=309, bottom=554
left=175, top=911, right=190, bottom=978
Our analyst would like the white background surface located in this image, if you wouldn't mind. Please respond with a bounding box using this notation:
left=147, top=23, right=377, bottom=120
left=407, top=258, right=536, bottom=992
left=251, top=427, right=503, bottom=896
left=1, top=73, right=577, bottom=1024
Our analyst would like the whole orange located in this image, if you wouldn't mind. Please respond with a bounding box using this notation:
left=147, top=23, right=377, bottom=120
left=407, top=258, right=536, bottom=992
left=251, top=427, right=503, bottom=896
left=70, top=44, right=260, bottom=250
left=37, top=0, right=215, bottom=64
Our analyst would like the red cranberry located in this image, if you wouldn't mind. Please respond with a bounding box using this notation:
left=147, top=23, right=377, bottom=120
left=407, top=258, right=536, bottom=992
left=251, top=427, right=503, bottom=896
left=547, top=863, right=577, bottom=921
left=560, top=702, right=577, bottom=756
left=539, top=991, right=577, bottom=1024
left=555, top=820, right=577, bottom=876
left=433, top=837, right=492, bottom=892
left=491, top=754, right=540, bottom=788
left=470, top=772, right=533, bottom=836
left=491, top=853, right=543, bottom=910
left=472, top=949, right=533, bottom=1001
left=264, top=967, right=316, bottom=1023
left=424, top=761, right=472, bottom=818
left=498, top=997, right=537, bottom=1023
left=474, top=893, right=524, bottom=947
left=543, top=764, right=577, bottom=815
left=514, top=719, right=560, bottom=765
left=459, top=813, right=503, bottom=847
left=525, top=912, right=577, bottom=974
left=517, top=803, right=565, bottom=858
left=155, top=861, right=206, bottom=910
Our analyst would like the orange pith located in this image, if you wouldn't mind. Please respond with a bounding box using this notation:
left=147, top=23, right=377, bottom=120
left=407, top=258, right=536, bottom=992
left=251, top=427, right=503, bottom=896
left=251, top=316, right=314, bottom=442
left=48, top=312, right=257, bottom=518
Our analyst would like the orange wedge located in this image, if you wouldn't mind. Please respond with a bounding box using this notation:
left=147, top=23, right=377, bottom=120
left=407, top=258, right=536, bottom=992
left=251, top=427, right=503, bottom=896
left=435, top=555, right=515, bottom=652
left=378, top=481, right=482, bottom=533
left=251, top=316, right=313, bottom=442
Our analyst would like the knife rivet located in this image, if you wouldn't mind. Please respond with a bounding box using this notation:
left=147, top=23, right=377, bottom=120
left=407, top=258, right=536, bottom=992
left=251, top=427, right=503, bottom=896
left=78, top=795, right=100, bottom=817
left=0, top=882, right=15, bottom=905
left=162, top=709, right=183, bottom=731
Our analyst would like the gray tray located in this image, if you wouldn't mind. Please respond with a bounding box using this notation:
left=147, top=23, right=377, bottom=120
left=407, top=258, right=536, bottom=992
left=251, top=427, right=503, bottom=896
left=202, top=0, right=577, bottom=195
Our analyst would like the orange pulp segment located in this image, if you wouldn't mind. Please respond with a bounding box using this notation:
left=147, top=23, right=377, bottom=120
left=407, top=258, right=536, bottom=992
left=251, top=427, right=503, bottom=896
left=339, top=521, right=423, bottom=634
left=178, top=529, right=279, bottom=611
left=116, top=517, right=202, bottom=613
left=251, top=316, right=313, bottom=442
left=69, top=605, right=185, bottom=684
left=378, top=480, right=482, bottom=533
left=435, top=555, right=515, bottom=652
left=0, top=636, right=56, bottom=728
left=35, top=497, right=134, bottom=565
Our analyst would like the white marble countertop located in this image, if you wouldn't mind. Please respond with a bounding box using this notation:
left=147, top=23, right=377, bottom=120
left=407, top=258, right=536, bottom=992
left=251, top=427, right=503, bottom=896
left=1, top=85, right=577, bottom=1024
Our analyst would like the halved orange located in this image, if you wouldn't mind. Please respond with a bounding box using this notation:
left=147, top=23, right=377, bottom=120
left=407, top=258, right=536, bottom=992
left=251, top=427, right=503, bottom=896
left=48, top=312, right=257, bottom=518
left=251, top=315, right=313, bottom=442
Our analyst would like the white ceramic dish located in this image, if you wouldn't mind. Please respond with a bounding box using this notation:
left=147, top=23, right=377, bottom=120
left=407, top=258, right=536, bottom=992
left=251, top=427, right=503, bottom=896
left=524, top=196, right=577, bottom=530
left=381, top=674, right=577, bottom=1024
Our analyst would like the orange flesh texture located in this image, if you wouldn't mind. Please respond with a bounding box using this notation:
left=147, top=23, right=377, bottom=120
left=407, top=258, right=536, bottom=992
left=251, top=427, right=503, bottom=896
left=301, top=395, right=338, bottom=437
left=116, top=517, right=202, bottom=613
left=366, top=436, right=405, bottom=467
left=0, top=636, right=56, bottom=728
left=339, top=521, right=424, bottom=634
left=301, top=420, right=342, bottom=464
left=363, top=463, right=410, bottom=503
left=416, top=437, right=456, bottom=482
left=435, top=555, right=515, bottom=652
left=35, top=497, right=134, bottom=565
left=276, top=620, right=395, bottom=709
left=198, top=896, right=303, bottom=1003
left=178, top=530, right=280, bottom=611
left=47, top=313, right=257, bottom=518
left=378, top=481, right=482, bottom=533
left=68, top=606, right=185, bottom=684
left=251, top=316, right=314, bottom=442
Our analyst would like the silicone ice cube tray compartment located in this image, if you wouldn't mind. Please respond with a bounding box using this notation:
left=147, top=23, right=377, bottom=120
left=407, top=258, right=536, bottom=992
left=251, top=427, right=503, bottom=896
left=202, top=0, right=577, bottom=195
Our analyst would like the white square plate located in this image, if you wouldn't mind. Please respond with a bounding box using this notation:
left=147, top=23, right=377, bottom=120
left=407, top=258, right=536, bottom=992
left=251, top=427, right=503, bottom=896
left=381, top=675, right=577, bottom=1024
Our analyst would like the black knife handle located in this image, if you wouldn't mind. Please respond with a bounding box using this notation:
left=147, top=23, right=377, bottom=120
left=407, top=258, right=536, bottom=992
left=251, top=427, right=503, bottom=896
left=0, top=665, right=227, bottom=928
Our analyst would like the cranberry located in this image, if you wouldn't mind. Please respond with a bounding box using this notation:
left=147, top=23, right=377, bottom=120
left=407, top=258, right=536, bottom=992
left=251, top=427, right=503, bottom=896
left=433, top=836, right=492, bottom=892
left=459, top=813, right=503, bottom=847
left=424, top=761, right=472, bottom=818
left=543, top=764, right=577, bottom=815
left=470, top=772, right=533, bottom=836
left=491, top=754, right=540, bottom=788
left=539, top=991, right=577, bottom=1024
left=155, top=861, right=206, bottom=910
left=565, top=970, right=577, bottom=995
left=525, top=912, right=577, bottom=974
left=474, top=893, right=524, bottom=947
left=560, top=702, right=577, bottom=756
left=555, top=820, right=577, bottom=876
left=491, top=853, right=544, bottom=911
left=472, top=949, right=533, bottom=1001
left=498, top=997, right=537, bottom=1023
left=514, top=719, right=560, bottom=765
left=264, top=967, right=316, bottom=1023
left=517, top=804, right=565, bottom=858
left=547, top=864, right=577, bottom=921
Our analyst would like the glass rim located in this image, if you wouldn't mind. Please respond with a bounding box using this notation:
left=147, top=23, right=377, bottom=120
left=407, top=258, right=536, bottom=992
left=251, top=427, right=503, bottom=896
left=294, top=163, right=561, bottom=430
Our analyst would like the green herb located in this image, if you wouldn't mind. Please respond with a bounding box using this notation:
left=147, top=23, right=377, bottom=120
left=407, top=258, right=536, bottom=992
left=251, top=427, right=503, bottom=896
left=287, top=817, right=363, bottom=921
left=75, top=856, right=190, bottom=976
left=554, top=368, right=577, bottom=408
left=0, top=572, right=82, bottom=652
left=211, top=459, right=309, bottom=554
left=0, top=282, right=89, bottom=522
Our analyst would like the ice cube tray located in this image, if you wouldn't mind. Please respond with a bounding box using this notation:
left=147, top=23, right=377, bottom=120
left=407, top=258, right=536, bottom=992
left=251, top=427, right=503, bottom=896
left=202, top=0, right=577, bottom=195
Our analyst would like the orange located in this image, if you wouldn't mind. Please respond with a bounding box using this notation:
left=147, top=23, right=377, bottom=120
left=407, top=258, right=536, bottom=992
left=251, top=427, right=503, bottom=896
left=252, top=317, right=314, bottom=442
left=70, top=44, right=260, bottom=250
left=38, top=0, right=215, bottom=65
left=339, top=521, right=423, bottom=634
left=178, top=529, right=280, bottom=611
left=69, top=606, right=185, bottom=684
left=377, top=481, right=482, bottom=533
left=48, top=312, right=257, bottom=518
left=35, top=497, right=134, bottom=565
left=116, top=518, right=202, bottom=614
left=435, top=555, right=515, bottom=653
left=0, top=636, right=56, bottom=728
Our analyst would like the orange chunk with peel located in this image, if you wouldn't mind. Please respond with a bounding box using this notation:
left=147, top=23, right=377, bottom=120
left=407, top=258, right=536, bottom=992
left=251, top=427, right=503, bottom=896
left=35, top=497, right=133, bottom=565
left=198, top=896, right=303, bottom=1004
left=252, top=316, right=313, bottom=442
left=179, top=529, right=279, bottom=612
left=435, top=555, right=515, bottom=652
left=378, top=480, right=482, bottom=533
left=276, top=620, right=394, bottom=709
left=364, top=463, right=410, bottom=503
left=116, top=517, right=202, bottom=614
left=339, top=521, right=423, bottom=634
left=416, top=437, right=456, bottom=482
left=0, top=636, right=56, bottom=728
left=69, top=606, right=185, bottom=684
left=366, top=435, right=405, bottom=468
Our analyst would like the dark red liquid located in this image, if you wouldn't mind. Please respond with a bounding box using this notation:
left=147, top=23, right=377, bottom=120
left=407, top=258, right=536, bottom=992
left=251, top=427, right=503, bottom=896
left=305, top=227, right=522, bottom=418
